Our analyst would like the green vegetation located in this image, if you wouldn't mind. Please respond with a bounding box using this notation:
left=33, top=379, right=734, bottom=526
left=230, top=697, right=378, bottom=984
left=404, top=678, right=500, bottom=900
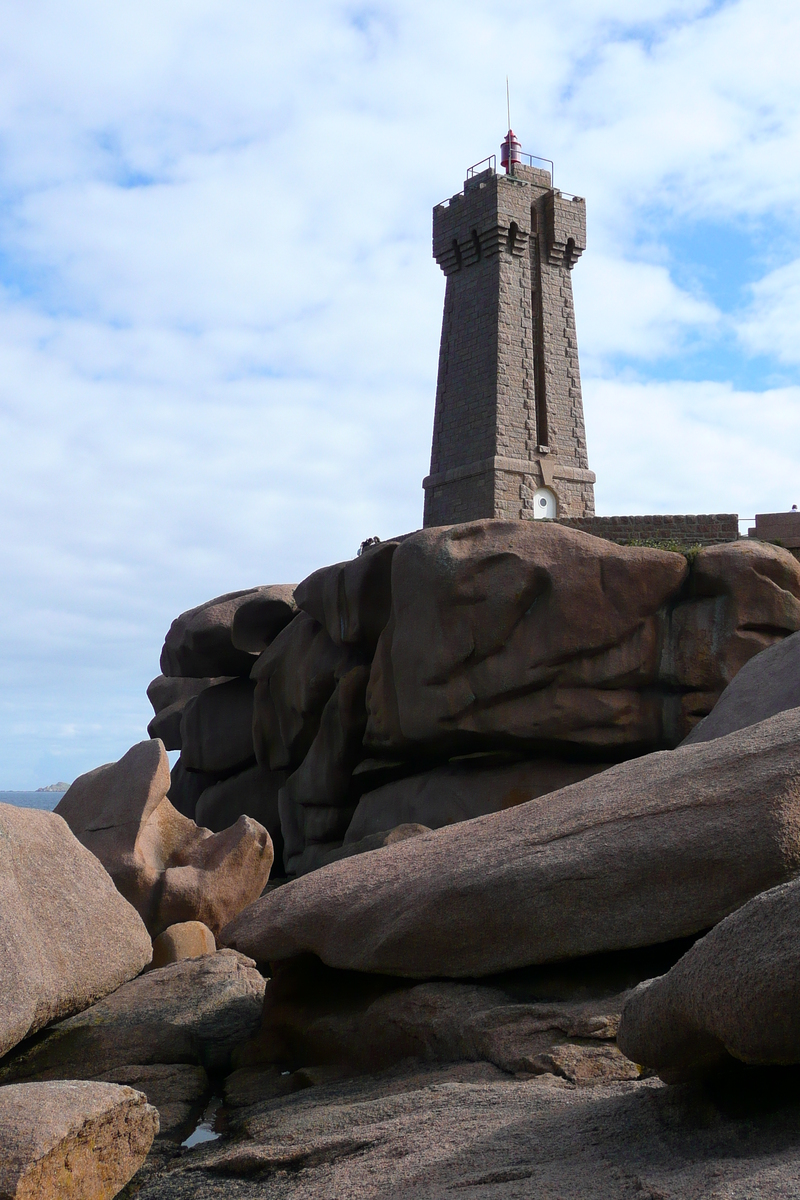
left=626, top=538, right=703, bottom=564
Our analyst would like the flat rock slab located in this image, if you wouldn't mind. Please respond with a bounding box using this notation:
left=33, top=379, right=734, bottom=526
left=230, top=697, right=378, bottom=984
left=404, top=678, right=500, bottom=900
left=121, top=1062, right=800, bottom=1199
left=618, top=875, right=800, bottom=1082
left=223, top=709, right=800, bottom=977
left=0, top=1080, right=157, bottom=1200
left=0, top=802, right=151, bottom=1060
left=0, top=950, right=265, bottom=1087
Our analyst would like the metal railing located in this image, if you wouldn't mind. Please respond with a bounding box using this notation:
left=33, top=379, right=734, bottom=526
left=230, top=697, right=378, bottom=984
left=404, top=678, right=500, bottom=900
left=466, top=154, right=496, bottom=179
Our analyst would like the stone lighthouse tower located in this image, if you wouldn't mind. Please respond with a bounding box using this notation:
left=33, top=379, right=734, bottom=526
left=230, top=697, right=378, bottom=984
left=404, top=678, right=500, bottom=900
left=422, top=134, right=595, bottom=527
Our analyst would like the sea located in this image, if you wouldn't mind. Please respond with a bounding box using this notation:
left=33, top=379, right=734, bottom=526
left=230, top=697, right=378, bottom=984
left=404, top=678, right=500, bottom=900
left=0, top=791, right=61, bottom=812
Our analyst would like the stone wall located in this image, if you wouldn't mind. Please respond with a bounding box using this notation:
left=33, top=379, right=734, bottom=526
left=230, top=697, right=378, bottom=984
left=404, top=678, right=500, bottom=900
left=556, top=514, right=740, bottom=546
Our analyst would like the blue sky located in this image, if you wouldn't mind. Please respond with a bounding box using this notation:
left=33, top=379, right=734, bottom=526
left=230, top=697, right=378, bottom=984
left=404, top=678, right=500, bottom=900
left=1, top=0, right=799, bottom=787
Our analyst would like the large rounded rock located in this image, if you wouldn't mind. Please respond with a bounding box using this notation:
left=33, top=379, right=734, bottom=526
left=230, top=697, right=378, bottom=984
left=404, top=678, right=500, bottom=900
left=0, top=1081, right=158, bottom=1200
left=229, top=585, right=297, bottom=653
left=682, top=628, right=800, bottom=746
left=160, top=588, right=266, bottom=678
left=344, top=757, right=608, bottom=843
left=294, top=540, right=399, bottom=650
left=0, top=803, right=152, bottom=1060
left=222, top=709, right=800, bottom=977
left=617, top=875, right=800, bottom=1082
left=56, top=740, right=273, bottom=938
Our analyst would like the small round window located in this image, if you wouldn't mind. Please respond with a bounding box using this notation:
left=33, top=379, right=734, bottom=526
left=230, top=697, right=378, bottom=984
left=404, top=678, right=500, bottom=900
left=532, top=487, right=557, bottom=519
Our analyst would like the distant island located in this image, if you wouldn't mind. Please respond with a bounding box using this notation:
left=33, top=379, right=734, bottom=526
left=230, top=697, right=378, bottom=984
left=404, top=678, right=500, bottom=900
left=36, top=782, right=70, bottom=792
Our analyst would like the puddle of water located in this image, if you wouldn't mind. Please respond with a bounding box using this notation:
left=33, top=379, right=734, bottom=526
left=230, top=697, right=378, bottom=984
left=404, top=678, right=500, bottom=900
left=182, top=1095, right=223, bottom=1149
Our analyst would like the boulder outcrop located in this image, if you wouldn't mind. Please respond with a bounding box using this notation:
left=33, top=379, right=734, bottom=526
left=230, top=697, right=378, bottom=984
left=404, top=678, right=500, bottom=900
left=56, top=739, right=273, bottom=937
left=0, top=951, right=265, bottom=1136
left=0, top=802, right=152, bottom=1061
left=617, top=874, right=800, bottom=1082
left=682, top=628, right=800, bottom=745
left=194, top=763, right=287, bottom=865
left=150, top=524, right=800, bottom=875
left=0, top=1081, right=158, bottom=1200
left=222, top=709, right=800, bottom=976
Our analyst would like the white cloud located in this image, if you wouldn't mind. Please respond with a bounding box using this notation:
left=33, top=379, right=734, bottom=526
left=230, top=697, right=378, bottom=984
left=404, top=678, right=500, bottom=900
left=736, top=258, right=800, bottom=366
left=1, top=0, right=800, bottom=785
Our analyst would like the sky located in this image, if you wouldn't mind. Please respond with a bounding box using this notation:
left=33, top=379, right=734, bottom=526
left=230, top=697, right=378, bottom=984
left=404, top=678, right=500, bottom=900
left=1, top=0, right=799, bottom=788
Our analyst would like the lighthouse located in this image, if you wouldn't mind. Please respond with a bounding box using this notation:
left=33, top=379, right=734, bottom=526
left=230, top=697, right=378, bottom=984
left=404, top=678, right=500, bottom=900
left=422, top=132, right=595, bottom=526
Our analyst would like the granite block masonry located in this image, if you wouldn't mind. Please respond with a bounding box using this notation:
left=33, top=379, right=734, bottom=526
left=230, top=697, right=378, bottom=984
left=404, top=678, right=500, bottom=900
left=423, top=159, right=595, bottom=526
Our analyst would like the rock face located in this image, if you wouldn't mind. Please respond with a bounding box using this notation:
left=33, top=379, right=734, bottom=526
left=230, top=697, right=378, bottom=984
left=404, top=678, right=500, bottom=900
left=146, top=674, right=230, bottom=751
left=194, top=763, right=287, bottom=866
left=150, top=921, right=216, bottom=969
left=365, top=525, right=800, bottom=757
left=160, top=587, right=294, bottom=678
left=0, top=951, right=265, bottom=1137
left=56, top=739, right=273, bottom=937
left=0, top=1080, right=158, bottom=1200
left=618, top=875, right=800, bottom=1083
left=0, top=802, right=152, bottom=1061
left=222, top=709, right=800, bottom=977
left=180, top=677, right=256, bottom=774
left=682, top=628, right=800, bottom=746
left=345, top=758, right=609, bottom=843
left=252, top=612, right=363, bottom=772
left=230, top=585, right=297, bottom=653
left=293, top=539, right=399, bottom=650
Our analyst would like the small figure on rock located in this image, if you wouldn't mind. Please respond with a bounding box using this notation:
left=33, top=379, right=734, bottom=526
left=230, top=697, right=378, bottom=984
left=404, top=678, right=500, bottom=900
left=358, top=536, right=381, bottom=557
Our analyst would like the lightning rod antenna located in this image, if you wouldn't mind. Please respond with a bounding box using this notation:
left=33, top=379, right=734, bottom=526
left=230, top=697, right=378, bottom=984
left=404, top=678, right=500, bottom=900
left=506, top=77, right=511, bottom=131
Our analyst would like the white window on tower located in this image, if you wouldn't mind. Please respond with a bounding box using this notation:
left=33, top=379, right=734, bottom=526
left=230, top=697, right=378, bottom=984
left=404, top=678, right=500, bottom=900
left=532, top=487, right=557, bottom=519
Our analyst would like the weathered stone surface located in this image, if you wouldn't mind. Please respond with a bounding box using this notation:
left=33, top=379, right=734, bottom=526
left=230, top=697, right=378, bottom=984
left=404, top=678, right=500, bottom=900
left=230, top=586, right=297, bottom=654
left=95, top=1064, right=208, bottom=1137
left=276, top=823, right=429, bottom=878
left=345, top=757, right=609, bottom=842
left=364, top=521, right=689, bottom=756
left=194, top=763, right=287, bottom=867
left=682, top=628, right=800, bottom=746
left=618, top=875, right=800, bottom=1083
left=664, top=540, right=800, bottom=696
left=0, top=1080, right=157, bottom=1200
left=294, top=540, right=399, bottom=650
left=222, top=710, right=800, bottom=977
left=146, top=675, right=230, bottom=752
left=180, top=677, right=256, bottom=775
left=150, top=922, right=216, bottom=970
left=0, top=951, right=266, bottom=1085
left=56, top=740, right=273, bottom=938
left=125, top=1063, right=800, bottom=1200
left=160, top=589, right=264, bottom=678
left=279, top=665, right=371, bottom=873
left=0, top=803, right=152, bottom=1061
left=166, top=758, right=217, bottom=821
left=364, top=524, right=800, bottom=757
left=252, top=612, right=363, bottom=771
left=240, top=954, right=634, bottom=1082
